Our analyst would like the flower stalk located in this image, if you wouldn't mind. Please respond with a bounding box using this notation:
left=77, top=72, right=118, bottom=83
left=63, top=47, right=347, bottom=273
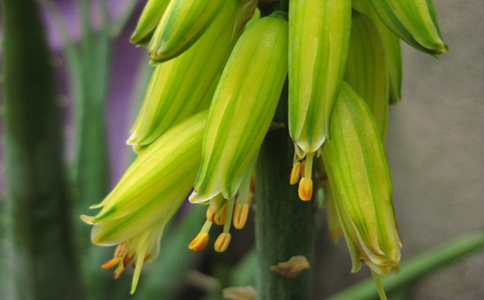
left=255, top=83, right=316, bottom=300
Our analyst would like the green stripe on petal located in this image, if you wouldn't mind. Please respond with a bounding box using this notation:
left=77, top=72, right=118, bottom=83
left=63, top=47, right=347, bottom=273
left=345, top=11, right=390, bottom=141
left=288, top=0, right=351, bottom=155
left=130, top=0, right=171, bottom=45
left=368, top=0, right=447, bottom=54
left=129, top=0, right=241, bottom=148
left=191, top=13, right=288, bottom=203
left=323, top=83, right=401, bottom=274
left=90, top=111, right=207, bottom=245
left=148, top=0, right=226, bottom=62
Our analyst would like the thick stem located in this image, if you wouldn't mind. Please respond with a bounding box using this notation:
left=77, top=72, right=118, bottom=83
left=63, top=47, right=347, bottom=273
left=0, top=0, right=82, bottom=299
left=255, top=82, right=316, bottom=300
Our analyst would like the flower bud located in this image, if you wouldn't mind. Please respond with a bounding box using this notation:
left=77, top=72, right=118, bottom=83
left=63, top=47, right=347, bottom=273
left=352, top=0, right=402, bottom=104
left=129, top=0, right=241, bottom=149
left=130, top=0, right=170, bottom=45
left=148, top=0, right=227, bottom=62
left=345, top=11, right=389, bottom=141
left=322, top=83, right=402, bottom=275
left=190, top=12, right=288, bottom=203
left=83, top=111, right=207, bottom=293
left=288, top=0, right=351, bottom=156
left=366, top=0, right=447, bottom=54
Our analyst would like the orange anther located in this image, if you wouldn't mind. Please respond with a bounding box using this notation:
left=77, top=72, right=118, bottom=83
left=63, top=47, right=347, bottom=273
left=101, top=258, right=121, bottom=269
left=112, top=264, right=125, bottom=279
left=290, top=162, right=301, bottom=185
left=233, top=204, right=249, bottom=229
left=214, top=233, right=232, bottom=253
left=123, top=255, right=131, bottom=267
left=188, top=233, right=209, bottom=252
left=298, top=177, right=313, bottom=201
left=206, top=205, right=216, bottom=222
left=214, top=204, right=228, bottom=226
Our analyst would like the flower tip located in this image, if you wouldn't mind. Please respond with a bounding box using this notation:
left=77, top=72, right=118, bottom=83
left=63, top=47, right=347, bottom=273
left=80, top=214, right=95, bottom=224
left=188, top=233, right=209, bottom=252
left=298, top=177, right=313, bottom=201
left=188, top=190, right=201, bottom=203
left=214, top=233, right=232, bottom=253
left=126, top=133, right=137, bottom=145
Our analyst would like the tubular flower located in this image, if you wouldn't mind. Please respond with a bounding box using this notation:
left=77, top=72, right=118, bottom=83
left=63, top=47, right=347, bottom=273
left=322, top=83, right=402, bottom=277
left=288, top=0, right=351, bottom=201
left=82, top=111, right=207, bottom=294
left=188, top=12, right=288, bottom=251
left=148, top=0, right=227, bottom=62
left=85, top=0, right=449, bottom=297
left=345, top=11, right=390, bottom=141
left=352, top=0, right=403, bottom=104
left=366, top=0, right=447, bottom=54
left=128, top=0, right=241, bottom=150
left=130, top=0, right=171, bottom=45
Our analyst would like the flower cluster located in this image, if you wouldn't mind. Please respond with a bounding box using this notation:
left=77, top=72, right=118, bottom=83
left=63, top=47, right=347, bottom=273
left=82, top=0, right=446, bottom=296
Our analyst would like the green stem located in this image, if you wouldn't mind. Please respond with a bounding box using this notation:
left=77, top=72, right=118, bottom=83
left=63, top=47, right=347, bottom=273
left=255, top=2, right=315, bottom=299
left=255, top=81, right=316, bottom=300
left=0, top=0, right=82, bottom=298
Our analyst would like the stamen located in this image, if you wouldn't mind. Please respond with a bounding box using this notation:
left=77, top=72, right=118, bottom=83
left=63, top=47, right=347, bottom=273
left=114, top=242, right=128, bottom=258
left=298, top=152, right=315, bottom=201
left=214, top=203, right=228, bottom=225
left=298, top=177, right=313, bottom=201
left=112, top=264, right=125, bottom=279
left=206, top=205, right=216, bottom=222
left=123, top=255, right=131, bottom=267
left=223, top=197, right=236, bottom=234
left=250, top=176, right=256, bottom=196
left=214, top=233, right=232, bottom=252
left=188, top=233, right=209, bottom=252
left=188, top=220, right=212, bottom=252
left=290, top=162, right=301, bottom=185
left=233, top=203, right=249, bottom=229
left=101, top=258, right=121, bottom=269
left=209, top=194, right=226, bottom=214
left=304, top=152, right=314, bottom=179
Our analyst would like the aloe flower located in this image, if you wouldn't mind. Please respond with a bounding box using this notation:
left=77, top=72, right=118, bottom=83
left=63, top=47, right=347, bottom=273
left=128, top=0, right=241, bottom=150
left=81, top=111, right=207, bottom=294
left=188, top=12, right=288, bottom=252
left=288, top=0, right=351, bottom=201
left=322, top=83, right=402, bottom=276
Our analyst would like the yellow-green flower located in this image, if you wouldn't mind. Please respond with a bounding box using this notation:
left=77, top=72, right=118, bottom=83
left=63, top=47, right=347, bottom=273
left=82, top=111, right=207, bottom=294
left=130, top=0, right=171, bottom=45
left=322, top=83, right=402, bottom=276
left=128, top=0, right=241, bottom=150
left=288, top=0, right=351, bottom=201
left=188, top=12, right=288, bottom=251
left=367, top=0, right=447, bottom=54
left=345, top=11, right=390, bottom=141
left=148, top=0, right=227, bottom=62
left=353, top=0, right=402, bottom=104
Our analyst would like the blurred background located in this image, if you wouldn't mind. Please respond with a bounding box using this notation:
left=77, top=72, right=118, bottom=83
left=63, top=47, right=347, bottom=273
left=0, top=0, right=483, bottom=299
